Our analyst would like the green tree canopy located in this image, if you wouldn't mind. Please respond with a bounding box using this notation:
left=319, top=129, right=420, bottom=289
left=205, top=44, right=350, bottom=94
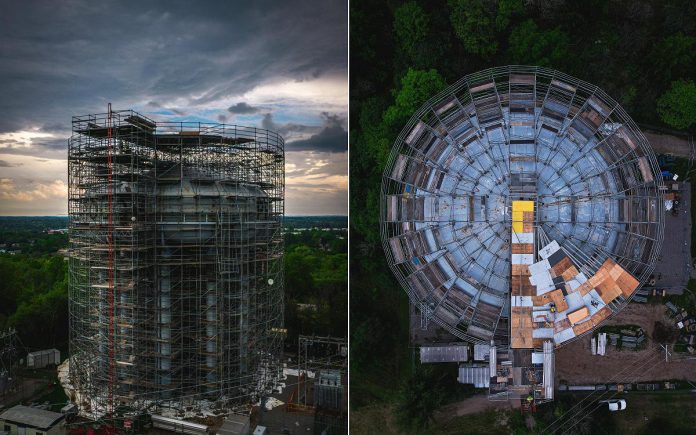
left=657, top=79, right=696, bottom=129
left=508, top=19, right=570, bottom=67
left=283, top=240, right=348, bottom=344
left=0, top=254, right=69, bottom=351
left=351, top=68, right=445, bottom=245
left=495, top=0, right=524, bottom=29
left=448, top=0, right=523, bottom=58
left=394, top=2, right=429, bottom=59
left=384, top=68, right=447, bottom=129
left=396, top=364, right=446, bottom=430
left=651, top=33, right=696, bottom=81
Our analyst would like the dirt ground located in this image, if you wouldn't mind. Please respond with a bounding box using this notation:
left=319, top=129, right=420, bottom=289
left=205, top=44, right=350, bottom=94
left=434, top=393, right=511, bottom=421
left=643, top=131, right=693, bottom=158
left=350, top=404, right=405, bottom=435
left=0, top=377, right=48, bottom=407
left=555, top=303, right=696, bottom=384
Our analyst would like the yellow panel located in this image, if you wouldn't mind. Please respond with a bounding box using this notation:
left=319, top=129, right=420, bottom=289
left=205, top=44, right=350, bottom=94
left=512, top=201, right=535, bottom=233
left=512, top=200, right=535, bottom=212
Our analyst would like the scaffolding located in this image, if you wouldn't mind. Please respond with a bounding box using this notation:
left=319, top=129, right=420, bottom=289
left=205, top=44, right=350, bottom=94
left=68, top=108, right=284, bottom=418
left=294, top=335, right=347, bottom=409
left=0, top=328, right=20, bottom=398
left=288, top=335, right=347, bottom=435
left=380, top=66, right=664, bottom=349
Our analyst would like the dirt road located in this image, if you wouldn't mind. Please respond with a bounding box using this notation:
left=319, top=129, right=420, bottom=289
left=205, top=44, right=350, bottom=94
left=555, top=303, right=696, bottom=384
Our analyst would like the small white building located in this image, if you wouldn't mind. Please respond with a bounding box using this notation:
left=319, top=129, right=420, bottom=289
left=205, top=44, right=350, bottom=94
left=0, top=405, right=65, bottom=435
left=26, top=349, right=60, bottom=369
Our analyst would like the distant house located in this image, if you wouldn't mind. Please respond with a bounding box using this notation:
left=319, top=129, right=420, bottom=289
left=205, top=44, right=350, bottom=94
left=0, top=405, right=65, bottom=435
left=297, top=303, right=318, bottom=312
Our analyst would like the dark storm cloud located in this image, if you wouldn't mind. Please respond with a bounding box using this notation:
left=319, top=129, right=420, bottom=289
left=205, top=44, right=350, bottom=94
left=147, top=101, right=186, bottom=116
left=227, top=102, right=260, bottom=114
left=0, top=0, right=347, bottom=133
left=0, top=137, right=68, bottom=159
left=261, top=113, right=322, bottom=138
left=285, top=113, right=348, bottom=153
left=259, top=111, right=349, bottom=152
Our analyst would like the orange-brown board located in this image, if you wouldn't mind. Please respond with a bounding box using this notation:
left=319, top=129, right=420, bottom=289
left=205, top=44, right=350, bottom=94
left=577, top=282, right=594, bottom=296
left=552, top=257, right=573, bottom=276
left=548, top=289, right=569, bottom=312
left=595, top=277, right=621, bottom=304
left=567, top=306, right=590, bottom=325
left=554, top=317, right=571, bottom=332
left=572, top=319, right=594, bottom=335
left=512, top=264, right=531, bottom=276
left=511, top=306, right=534, bottom=349
left=616, top=270, right=640, bottom=296
left=561, top=265, right=580, bottom=282
left=512, top=243, right=534, bottom=254
left=593, top=306, right=612, bottom=323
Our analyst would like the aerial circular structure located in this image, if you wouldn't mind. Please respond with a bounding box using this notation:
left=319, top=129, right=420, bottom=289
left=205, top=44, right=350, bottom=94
left=381, top=66, right=664, bottom=347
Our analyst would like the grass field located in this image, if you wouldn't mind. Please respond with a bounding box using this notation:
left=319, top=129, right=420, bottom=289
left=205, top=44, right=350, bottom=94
left=351, top=404, right=515, bottom=435
left=351, top=390, right=696, bottom=434
left=610, top=391, right=696, bottom=434
left=431, top=410, right=510, bottom=435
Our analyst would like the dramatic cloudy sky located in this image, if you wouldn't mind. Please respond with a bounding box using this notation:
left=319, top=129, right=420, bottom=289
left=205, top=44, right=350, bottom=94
left=0, top=0, right=347, bottom=215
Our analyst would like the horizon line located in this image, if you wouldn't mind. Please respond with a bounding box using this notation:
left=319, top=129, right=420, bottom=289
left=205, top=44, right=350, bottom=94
left=0, top=214, right=348, bottom=218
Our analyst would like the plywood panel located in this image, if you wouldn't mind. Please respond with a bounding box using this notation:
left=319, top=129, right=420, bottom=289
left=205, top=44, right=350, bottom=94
left=561, top=265, right=579, bottom=282
left=577, top=282, right=594, bottom=296
left=512, top=264, right=530, bottom=276
left=552, top=257, right=572, bottom=275
left=548, top=289, right=569, bottom=312
left=592, top=306, right=612, bottom=323
left=617, top=270, right=639, bottom=296
left=572, top=319, right=594, bottom=335
left=554, top=317, right=571, bottom=332
left=523, top=221, right=534, bottom=233
left=511, top=306, right=534, bottom=349
left=532, top=338, right=547, bottom=349
left=567, top=306, right=590, bottom=325
left=595, top=277, right=621, bottom=303
left=512, top=243, right=534, bottom=254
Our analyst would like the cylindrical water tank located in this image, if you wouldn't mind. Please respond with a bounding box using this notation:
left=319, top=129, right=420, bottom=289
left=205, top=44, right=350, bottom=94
left=160, top=374, right=171, bottom=386
left=159, top=326, right=171, bottom=340
left=206, top=340, right=216, bottom=353
left=158, top=342, right=171, bottom=356
left=159, top=294, right=170, bottom=309
left=158, top=357, right=171, bottom=370
left=68, top=114, right=285, bottom=413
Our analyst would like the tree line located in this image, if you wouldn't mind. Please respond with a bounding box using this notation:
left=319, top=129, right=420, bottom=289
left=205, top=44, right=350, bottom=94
left=0, top=225, right=346, bottom=362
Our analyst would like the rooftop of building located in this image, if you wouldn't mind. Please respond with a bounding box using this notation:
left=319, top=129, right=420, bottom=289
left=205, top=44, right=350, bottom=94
left=0, top=405, right=65, bottom=429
